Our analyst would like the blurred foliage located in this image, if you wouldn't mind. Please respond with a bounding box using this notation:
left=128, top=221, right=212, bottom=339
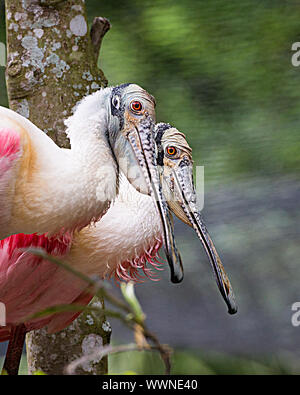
left=2, top=349, right=300, bottom=375
left=86, top=0, right=300, bottom=185
left=108, top=348, right=300, bottom=375
left=1, top=0, right=299, bottom=183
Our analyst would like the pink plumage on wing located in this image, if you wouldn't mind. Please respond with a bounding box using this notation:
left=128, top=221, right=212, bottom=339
left=0, top=128, right=20, bottom=158
left=0, top=232, right=93, bottom=340
left=0, top=231, right=164, bottom=342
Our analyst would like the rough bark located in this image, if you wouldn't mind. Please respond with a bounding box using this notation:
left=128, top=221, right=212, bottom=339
left=26, top=298, right=111, bottom=375
left=5, top=0, right=107, bottom=146
left=5, top=0, right=111, bottom=375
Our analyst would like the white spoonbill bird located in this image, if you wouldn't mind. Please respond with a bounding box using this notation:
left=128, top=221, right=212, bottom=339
left=0, top=124, right=237, bottom=345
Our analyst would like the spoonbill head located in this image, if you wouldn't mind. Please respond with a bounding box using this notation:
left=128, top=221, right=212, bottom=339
left=155, top=123, right=237, bottom=314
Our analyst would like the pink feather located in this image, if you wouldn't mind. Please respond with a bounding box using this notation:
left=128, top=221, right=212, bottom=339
left=0, top=232, right=164, bottom=341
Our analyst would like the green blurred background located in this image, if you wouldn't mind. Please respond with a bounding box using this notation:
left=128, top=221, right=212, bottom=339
left=1, top=0, right=300, bottom=374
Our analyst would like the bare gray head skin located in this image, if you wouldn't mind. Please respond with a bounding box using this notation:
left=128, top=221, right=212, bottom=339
left=108, top=84, right=183, bottom=283
left=155, top=122, right=237, bottom=315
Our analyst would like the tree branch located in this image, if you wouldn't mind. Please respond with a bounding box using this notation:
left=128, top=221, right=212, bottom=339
left=90, top=16, right=111, bottom=62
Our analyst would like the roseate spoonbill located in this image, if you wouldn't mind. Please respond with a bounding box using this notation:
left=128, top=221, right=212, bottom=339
left=0, top=123, right=236, bottom=338
left=0, top=84, right=184, bottom=375
left=0, top=83, right=182, bottom=280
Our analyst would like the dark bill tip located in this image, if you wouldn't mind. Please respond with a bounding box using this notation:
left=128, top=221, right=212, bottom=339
left=172, top=168, right=238, bottom=314
left=228, top=305, right=238, bottom=315
left=167, top=252, right=184, bottom=283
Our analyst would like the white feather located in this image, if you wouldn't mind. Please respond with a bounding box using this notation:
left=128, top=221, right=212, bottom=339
left=0, top=88, right=118, bottom=238
left=67, top=173, right=162, bottom=277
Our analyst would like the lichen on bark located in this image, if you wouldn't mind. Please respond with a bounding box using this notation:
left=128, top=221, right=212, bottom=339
left=26, top=297, right=111, bottom=375
left=5, top=0, right=107, bottom=147
left=5, top=0, right=111, bottom=375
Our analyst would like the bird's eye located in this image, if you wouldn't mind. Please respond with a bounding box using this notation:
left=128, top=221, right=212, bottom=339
left=166, top=146, right=178, bottom=157
left=130, top=100, right=143, bottom=113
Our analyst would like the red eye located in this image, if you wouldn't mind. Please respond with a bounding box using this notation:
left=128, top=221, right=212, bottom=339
left=130, top=100, right=143, bottom=113
left=166, top=146, right=177, bottom=156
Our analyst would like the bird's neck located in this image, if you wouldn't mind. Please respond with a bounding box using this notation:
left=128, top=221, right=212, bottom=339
left=64, top=89, right=118, bottom=231
left=64, top=134, right=117, bottom=234
left=11, top=89, right=118, bottom=237
left=67, top=174, right=164, bottom=281
left=66, top=89, right=111, bottom=159
left=55, top=89, right=118, bottom=234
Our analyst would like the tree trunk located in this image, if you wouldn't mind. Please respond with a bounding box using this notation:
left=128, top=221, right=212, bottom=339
left=5, top=0, right=111, bottom=375
left=26, top=298, right=111, bottom=375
